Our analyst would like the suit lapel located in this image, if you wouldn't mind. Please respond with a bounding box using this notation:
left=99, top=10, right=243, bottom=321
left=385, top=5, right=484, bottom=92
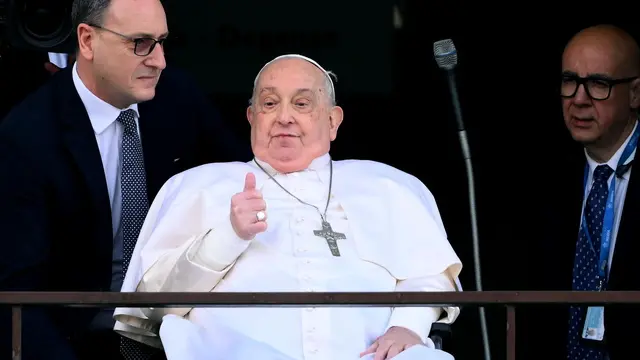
left=56, top=70, right=113, bottom=269
left=137, top=101, right=165, bottom=201
left=550, top=151, right=585, bottom=290
left=609, top=163, right=640, bottom=290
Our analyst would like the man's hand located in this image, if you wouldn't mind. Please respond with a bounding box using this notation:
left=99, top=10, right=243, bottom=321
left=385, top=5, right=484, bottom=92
left=230, top=172, right=268, bottom=240
left=360, top=326, right=423, bottom=360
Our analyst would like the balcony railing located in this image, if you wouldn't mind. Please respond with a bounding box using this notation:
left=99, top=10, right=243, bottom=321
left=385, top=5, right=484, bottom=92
left=3, top=290, right=640, bottom=360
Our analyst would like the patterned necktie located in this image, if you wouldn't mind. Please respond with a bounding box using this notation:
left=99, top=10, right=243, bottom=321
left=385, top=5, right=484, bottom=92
left=567, top=164, right=614, bottom=360
left=116, top=110, right=158, bottom=360
left=118, top=109, right=148, bottom=276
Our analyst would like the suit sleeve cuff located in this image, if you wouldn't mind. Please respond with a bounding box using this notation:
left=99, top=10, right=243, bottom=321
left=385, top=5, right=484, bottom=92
left=386, top=307, right=442, bottom=344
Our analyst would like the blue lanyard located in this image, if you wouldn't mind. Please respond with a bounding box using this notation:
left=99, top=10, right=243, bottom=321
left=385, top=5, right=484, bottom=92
left=582, top=123, right=640, bottom=286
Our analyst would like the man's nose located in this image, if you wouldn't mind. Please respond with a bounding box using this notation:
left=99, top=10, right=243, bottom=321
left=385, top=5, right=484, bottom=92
left=276, top=105, right=295, bottom=124
left=145, top=44, right=167, bottom=70
left=573, top=83, right=592, bottom=104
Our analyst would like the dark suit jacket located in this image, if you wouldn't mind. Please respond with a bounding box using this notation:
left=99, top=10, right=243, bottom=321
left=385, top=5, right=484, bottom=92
left=0, top=66, right=252, bottom=360
left=507, top=147, right=640, bottom=360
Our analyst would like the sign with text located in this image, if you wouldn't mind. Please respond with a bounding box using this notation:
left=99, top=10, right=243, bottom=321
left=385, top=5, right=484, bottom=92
left=163, top=1, right=394, bottom=95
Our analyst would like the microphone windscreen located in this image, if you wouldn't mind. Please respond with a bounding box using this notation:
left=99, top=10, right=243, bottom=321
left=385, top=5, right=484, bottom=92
left=433, top=39, right=458, bottom=70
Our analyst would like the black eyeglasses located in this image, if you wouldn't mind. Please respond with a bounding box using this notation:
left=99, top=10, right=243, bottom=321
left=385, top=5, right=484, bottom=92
left=88, top=24, right=166, bottom=56
left=561, top=73, right=638, bottom=100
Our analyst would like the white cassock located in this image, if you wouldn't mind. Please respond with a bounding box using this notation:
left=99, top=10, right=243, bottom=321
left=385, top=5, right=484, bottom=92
left=113, top=154, right=463, bottom=360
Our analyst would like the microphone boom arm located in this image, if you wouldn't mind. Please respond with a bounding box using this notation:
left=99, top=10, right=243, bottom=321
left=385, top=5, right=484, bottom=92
left=446, top=69, right=492, bottom=360
left=446, top=71, right=466, bottom=134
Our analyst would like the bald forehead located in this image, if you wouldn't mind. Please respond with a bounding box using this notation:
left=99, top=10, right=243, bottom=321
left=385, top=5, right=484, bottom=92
left=563, top=26, right=640, bottom=76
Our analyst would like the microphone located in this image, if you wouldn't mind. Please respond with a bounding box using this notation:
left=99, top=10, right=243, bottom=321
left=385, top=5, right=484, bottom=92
left=434, top=39, right=492, bottom=360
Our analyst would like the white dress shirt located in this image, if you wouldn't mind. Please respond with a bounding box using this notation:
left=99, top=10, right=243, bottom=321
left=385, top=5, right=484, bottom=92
left=581, top=120, right=637, bottom=276
left=71, top=62, right=141, bottom=327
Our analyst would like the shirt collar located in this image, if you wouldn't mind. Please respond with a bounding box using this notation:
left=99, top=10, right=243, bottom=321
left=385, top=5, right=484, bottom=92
left=585, top=120, right=638, bottom=180
left=251, top=153, right=332, bottom=177
left=72, top=62, right=139, bottom=135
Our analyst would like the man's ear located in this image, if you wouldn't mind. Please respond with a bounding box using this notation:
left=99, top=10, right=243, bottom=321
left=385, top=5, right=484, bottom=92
left=328, top=106, right=344, bottom=141
left=77, top=24, right=96, bottom=61
left=631, top=78, right=640, bottom=109
left=246, top=106, right=254, bottom=124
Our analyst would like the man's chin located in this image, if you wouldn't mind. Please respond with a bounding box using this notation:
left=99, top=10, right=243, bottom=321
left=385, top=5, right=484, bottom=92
left=270, top=147, right=300, bottom=160
left=132, top=88, right=157, bottom=103
left=569, top=127, right=600, bottom=144
left=267, top=154, right=310, bottom=173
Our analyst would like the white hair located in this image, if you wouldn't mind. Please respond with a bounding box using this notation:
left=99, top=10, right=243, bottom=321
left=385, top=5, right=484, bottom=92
left=249, top=54, right=337, bottom=107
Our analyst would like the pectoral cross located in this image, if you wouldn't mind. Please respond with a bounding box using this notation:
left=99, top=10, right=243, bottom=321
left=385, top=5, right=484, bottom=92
left=313, top=220, right=346, bottom=256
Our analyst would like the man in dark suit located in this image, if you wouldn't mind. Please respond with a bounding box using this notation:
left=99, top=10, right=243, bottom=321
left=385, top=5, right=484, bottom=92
left=512, top=24, right=640, bottom=360
left=0, top=0, right=251, bottom=359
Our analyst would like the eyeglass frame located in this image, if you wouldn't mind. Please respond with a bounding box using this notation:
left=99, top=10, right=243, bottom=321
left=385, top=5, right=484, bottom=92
left=86, top=23, right=166, bottom=56
left=561, top=72, right=639, bottom=101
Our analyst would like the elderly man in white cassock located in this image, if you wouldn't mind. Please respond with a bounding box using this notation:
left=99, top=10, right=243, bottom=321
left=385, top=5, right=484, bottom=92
left=113, top=54, right=463, bottom=360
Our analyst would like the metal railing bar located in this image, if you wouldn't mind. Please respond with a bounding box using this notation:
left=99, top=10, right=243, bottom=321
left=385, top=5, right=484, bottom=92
left=1, top=291, right=640, bottom=307
left=11, top=306, right=21, bottom=360
left=506, top=306, right=515, bottom=360
left=8, top=292, right=640, bottom=360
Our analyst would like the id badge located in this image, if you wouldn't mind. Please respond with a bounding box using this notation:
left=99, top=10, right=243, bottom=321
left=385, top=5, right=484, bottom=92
left=582, top=306, right=605, bottom=341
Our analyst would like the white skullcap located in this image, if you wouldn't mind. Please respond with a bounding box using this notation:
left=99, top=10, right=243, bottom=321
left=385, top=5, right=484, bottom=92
left=253, top=54, right=336, bottom=99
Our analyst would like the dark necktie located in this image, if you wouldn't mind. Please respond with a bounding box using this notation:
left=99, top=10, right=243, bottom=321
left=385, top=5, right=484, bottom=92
left=567, top=164, right=614, bottom=360
left=116, top=110, right=158, bottom=360
left=118, top=109, right=148, bottom=276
